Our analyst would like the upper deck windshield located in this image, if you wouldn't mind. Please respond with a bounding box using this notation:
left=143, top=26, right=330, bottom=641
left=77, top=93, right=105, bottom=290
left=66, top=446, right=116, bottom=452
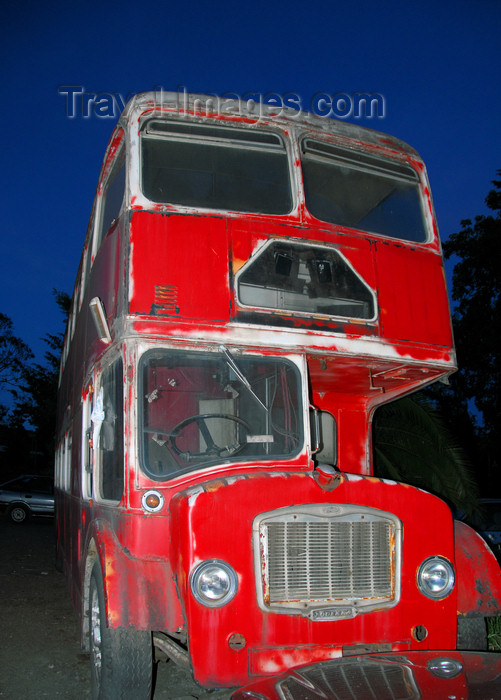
left=301, top=139, right=428, bottom=243
left=140, top=348, right=302, bottom=479
left=141, top=120, right=292, bottom=214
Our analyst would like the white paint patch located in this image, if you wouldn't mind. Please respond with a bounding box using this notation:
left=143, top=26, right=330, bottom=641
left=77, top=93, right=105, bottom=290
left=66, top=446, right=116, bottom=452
left=187, top=485, right=205, bottom=507
left=178, top=323, right=454, bottom=368
left=223, top=474, right=250, bottom=486
left=259, top=659, right=283, bottom=674
left=344, top=473, right=364, bottom=482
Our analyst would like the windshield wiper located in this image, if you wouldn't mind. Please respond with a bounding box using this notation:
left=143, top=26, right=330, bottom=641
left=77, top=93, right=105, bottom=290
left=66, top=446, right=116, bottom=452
left=219, top=345, right=268, bottom=412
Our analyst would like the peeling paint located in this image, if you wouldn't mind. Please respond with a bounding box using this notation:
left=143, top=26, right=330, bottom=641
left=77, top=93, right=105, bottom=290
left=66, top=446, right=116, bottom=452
left=186, top=485, right=205, bottom=508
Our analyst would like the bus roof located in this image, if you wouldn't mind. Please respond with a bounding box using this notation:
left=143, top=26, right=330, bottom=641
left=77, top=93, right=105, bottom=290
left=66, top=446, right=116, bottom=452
left=119, top=91, right=420, bottom=160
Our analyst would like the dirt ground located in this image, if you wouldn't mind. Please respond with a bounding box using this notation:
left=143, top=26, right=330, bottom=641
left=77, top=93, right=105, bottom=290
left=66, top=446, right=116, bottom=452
left=0, top=515, right=232, bottom=699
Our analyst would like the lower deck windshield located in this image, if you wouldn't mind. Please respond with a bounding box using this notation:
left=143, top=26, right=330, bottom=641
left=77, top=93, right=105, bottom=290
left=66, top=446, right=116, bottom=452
left=140, top=349, right=302, bottom=479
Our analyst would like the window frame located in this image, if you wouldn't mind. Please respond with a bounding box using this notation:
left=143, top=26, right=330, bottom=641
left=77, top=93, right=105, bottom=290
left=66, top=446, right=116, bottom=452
left=92, top=355, right=125, bottom=504
left=137, top=347, right=305, bottom=481
left=235, top=239, right=378, bottom=323
left=300, top=137, right=430, bottom=244
left=93, top=132, right=126, bottom=258
left=139, top=119, right=295, bottom=216
left=81, top=380, right=94, bottom=500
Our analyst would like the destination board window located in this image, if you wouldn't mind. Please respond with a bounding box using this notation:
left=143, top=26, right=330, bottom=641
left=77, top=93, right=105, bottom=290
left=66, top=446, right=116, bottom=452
left=237, top=240, right=376, bottom=321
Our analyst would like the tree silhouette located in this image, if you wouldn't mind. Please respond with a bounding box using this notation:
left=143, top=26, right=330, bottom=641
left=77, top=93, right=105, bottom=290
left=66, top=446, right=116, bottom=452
left=442, top=172, right=501, bottom=486
left=0, top=313, right=33, bottom=395
left=0, top=315, right=34, bottom=477
left=8, top=291, right=70, bottom=471
left=374, top=172, right=501, bottom=507
left=373, top=394, right=479, bottom=518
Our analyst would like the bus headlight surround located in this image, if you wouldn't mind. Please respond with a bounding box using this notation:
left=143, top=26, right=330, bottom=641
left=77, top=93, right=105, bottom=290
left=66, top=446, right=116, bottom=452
left=417, top=556, right=455, bottom=599
left=190, top=560, right=238, bottom=607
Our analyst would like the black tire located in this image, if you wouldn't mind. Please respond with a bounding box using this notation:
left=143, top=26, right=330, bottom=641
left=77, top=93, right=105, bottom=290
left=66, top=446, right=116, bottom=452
left=89, top=561, right=153, bottom=699
left=8, top=504, right=30, bottom=524
left=457, top=616, right=487, bottom=650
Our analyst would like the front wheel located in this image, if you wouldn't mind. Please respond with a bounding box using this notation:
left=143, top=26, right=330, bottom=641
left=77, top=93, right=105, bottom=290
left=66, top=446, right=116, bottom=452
left=89, top=561, right=153, bottom=699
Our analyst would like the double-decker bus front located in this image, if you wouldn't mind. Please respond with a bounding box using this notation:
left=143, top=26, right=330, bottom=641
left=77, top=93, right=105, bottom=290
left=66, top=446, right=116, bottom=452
left=55, top=92, right=501, bottom=698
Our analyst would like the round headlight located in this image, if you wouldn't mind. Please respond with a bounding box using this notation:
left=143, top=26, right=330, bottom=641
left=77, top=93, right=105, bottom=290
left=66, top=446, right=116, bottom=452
left=190, top=560, right=238, bottom=607
left=417, top=556, right=455, bottom=599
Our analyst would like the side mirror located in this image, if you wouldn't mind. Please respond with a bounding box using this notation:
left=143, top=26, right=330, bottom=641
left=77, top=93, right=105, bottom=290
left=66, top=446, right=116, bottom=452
left=309, top=406, right=321, bottom=454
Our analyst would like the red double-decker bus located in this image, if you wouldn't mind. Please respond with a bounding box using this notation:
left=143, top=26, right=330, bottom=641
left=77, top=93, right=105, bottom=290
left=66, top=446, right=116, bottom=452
left=55, top=91, right=501, bottom=698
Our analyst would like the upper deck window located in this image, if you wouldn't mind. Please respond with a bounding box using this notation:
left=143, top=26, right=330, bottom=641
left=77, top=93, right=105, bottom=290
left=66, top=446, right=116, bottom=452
left=95, top=143, right=126, bottom=252
left=301, top=139, right=428, bottom=243
left=141, top=120, right=292, bottom=214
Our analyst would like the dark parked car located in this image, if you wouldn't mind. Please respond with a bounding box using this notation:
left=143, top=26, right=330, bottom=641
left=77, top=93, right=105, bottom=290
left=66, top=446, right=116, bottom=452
left=0, top=475, right=54, bottom=523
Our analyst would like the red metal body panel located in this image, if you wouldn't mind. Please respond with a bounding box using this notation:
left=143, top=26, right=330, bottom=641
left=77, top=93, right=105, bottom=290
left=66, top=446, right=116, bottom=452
left=128, top=211, right=453, bottom=356
left=129, top=213, right=230, bottom=322
left=455, top=519, right=501, bottom=616
left=89, top=514, right=182, bottom=631
left=169, top=472, right=457, bottom=687
left=375, top=241, right=453, bottom=347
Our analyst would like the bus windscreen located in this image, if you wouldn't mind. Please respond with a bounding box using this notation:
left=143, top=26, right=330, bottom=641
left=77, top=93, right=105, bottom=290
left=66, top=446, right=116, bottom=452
left=139, top=349, right=302, bottom=478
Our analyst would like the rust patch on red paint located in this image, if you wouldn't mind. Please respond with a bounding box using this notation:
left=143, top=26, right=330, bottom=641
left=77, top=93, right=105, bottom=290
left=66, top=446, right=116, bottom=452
left=312, top=468, right=342, bottom=491
left=204, top=479, right=227, bottom=494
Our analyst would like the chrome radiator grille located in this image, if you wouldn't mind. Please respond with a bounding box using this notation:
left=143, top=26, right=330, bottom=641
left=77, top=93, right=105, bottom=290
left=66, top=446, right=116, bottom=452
left=254, top=505, right=400, bottom=616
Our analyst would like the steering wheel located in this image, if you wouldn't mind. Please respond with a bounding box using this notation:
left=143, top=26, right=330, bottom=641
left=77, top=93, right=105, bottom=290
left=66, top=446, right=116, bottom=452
left=169, top=413, right=251, bottom=460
